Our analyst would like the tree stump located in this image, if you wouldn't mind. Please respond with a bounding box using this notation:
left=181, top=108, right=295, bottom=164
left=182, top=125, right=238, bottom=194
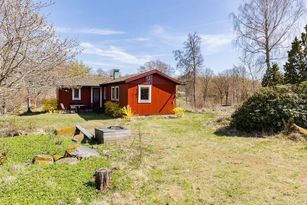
left=95, top=168, right=112, bottom=191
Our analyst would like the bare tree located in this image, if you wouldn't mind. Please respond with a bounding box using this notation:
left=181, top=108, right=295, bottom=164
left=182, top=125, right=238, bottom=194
left=239, top=53, right=263, bottom=92
left=212, top=76, right=224, bottom=105
left=230, top=66, right=250, bottom=104
left=138, top=60, right=175, bottom=76
left=200, top=67, right=213, bottom=105
left=212, top=71, right=232, bottom=105
left=0, top=0, right=77, bottom=113
left=174, top=33, right=203, bottom=109
left=96, top=68, right=107, bottom=76
left=231, top=0, right=305, bottom=72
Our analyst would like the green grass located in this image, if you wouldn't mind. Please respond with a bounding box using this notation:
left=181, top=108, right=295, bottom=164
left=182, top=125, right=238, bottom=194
left=0, top=112, right=306, bottom=204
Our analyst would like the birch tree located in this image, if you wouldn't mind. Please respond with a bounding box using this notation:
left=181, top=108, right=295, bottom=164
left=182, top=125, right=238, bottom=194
left=231, top=0, right=305, bottom=72
left=174, top=33, right=203, bottom=109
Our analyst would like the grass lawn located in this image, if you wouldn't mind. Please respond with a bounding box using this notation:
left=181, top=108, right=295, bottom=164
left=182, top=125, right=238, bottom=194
left=0, top=112, right=306, bottom=204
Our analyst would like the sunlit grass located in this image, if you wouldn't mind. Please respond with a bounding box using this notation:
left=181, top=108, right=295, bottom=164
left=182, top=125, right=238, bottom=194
left=0, top=112, right=306, bottom=204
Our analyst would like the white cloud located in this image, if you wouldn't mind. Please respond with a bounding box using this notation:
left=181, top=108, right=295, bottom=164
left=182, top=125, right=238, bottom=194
left=80, top=42, right=152, bottom=65
left=151, top=25, right=233, bottom=54
left=133, top=37, right=150, bottom=42
left=200, top=34, right=234, bottom=53
left=151, top=25, right=185, bottom=45
left=55, top=27, right=125, bottom=35
left=83, top=61, right=127, bottom=68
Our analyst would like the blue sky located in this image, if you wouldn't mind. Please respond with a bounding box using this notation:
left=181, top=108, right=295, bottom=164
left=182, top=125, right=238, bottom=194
left=42, top=0, right=243, bottom=74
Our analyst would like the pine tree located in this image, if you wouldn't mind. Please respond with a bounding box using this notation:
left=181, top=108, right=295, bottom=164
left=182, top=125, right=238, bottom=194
left=284, top=25, right=307, bottom=84
left=262, top=64, right=284, bottom=87
left=300, top=25, right=307, bottom=82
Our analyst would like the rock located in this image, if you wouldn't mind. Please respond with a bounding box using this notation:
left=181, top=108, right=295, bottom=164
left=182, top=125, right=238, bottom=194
left=55, top=157, right=78, bottom=165
left=66, top=144, right=99, bottom=159
left=72, top=133, right=84, bottom=143
left=56, top=126, right=76, bottom=137
left=53, top=154, right=62, bottom=161
left=32, top=154, right=54, bottom=165
left=66, top=144, right=81, bottom=155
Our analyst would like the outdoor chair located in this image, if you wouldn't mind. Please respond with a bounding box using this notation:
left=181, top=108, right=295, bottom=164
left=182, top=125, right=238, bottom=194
left=60, top=103, right=70, bottom=114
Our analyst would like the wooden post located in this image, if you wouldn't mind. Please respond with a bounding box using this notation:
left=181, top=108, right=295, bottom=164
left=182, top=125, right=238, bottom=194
left=95, top=168, right=112, bottom=191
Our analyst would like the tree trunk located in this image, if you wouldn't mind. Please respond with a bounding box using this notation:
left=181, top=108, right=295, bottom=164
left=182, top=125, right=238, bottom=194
left=26, top=88, right=32, bottom=113
left=225, top=92, right=229, bottom=105
left=193, top=75, right=196, bottom=109
left=95, top=168, right=112, bottom=191
left=203, top=88, right=208, bottom=106
left=185, top=85, right=188, bottom=105
left=27, top=95, right=32, bottom=113
left=0, top=91, right=6, bottom=115
left=264, top=0, right=271, bottom=71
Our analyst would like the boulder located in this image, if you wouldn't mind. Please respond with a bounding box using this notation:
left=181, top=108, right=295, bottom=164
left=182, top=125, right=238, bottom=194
left=56, top=126, right=76, bottom=137
left=53, top=154, right=63, bottom=161
left=32, top=154, right=54, bottom=165
left=66, top=144, right=99, bottom=159
left=66, top=144, right=81, bottom=155
left=55, top=157, right=78, bottom=165
left=72, top=133, right=84, bottom=143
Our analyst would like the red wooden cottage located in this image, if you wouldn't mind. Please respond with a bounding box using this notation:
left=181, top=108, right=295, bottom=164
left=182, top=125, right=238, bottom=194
left=57, top=69, right=180, bottom=115
left=57, top=76, right=107, bottom=112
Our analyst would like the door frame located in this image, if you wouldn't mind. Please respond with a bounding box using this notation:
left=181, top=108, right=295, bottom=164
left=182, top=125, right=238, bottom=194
left=91, top=87, right=102, bottom=108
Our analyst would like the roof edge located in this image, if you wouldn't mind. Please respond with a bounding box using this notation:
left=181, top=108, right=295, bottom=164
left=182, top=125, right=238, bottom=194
left=101, top=69, right=181, bottom=86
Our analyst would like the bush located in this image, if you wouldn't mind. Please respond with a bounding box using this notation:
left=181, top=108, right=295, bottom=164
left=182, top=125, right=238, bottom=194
left=173, top=107, right=184, bottom=118
left=121, top=105, right=134, bottom=121
left=231, top=85, right=306, bottom=133
left=41, top=98, right=58, bottom=113
left=104, top=101, right=123, bottom=117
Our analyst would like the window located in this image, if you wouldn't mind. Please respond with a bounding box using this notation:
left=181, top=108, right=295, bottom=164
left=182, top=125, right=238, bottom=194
left=138, top=85, right=152, bottom=103
left=72, top=88, right=81, bottom=100
left=111, top=86, right=119, bottom=101
left=103, top=87, right=106, bottom=100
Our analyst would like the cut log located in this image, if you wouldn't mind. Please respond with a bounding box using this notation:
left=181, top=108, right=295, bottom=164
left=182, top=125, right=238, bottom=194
left=75, top=124, right=94, bottom=140
left=95, top=168, right=112, bottom=191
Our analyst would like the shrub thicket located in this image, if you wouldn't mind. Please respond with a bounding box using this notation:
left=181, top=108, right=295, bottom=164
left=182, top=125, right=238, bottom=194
left=173, top=107, right=184, bottom=118
left=41, top=98, right=58, bottom=113
left=104, top=101, right=123, bottom=117
left=121, top=105, right=134, bottom=121
left=231, top=84, right=306, bottom=133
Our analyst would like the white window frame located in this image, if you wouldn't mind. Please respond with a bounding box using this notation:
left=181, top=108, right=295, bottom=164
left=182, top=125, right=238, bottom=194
left=138, top=85, right=152, bottom=103
left=72, top=88, right=81, bottom=100
left=103, top=87, right=106, bottom=100
left=111, top=86, right=119, bottom=101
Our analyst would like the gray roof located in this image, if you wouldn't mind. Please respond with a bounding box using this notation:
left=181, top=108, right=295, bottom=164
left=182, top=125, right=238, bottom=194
left=60, top=75, right=111, bottom=87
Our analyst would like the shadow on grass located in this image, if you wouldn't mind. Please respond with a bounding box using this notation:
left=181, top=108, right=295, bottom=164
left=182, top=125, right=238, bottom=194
left=84, top=181, right=96, bottom=189
left=214, top=126, right=265, bottom=138
left=77, top=113, right=115, bottom=121
left=19, top=111, right=46, bottom=116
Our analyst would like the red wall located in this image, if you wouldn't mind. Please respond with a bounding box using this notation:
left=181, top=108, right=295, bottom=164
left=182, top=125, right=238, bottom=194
left=103, top=83, right=128, bottom=107
left=63, top=74, right=178, bottom=115
left=58, top=87, right=92, bottom=109
left=127, top=74, right=176, bottom=115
